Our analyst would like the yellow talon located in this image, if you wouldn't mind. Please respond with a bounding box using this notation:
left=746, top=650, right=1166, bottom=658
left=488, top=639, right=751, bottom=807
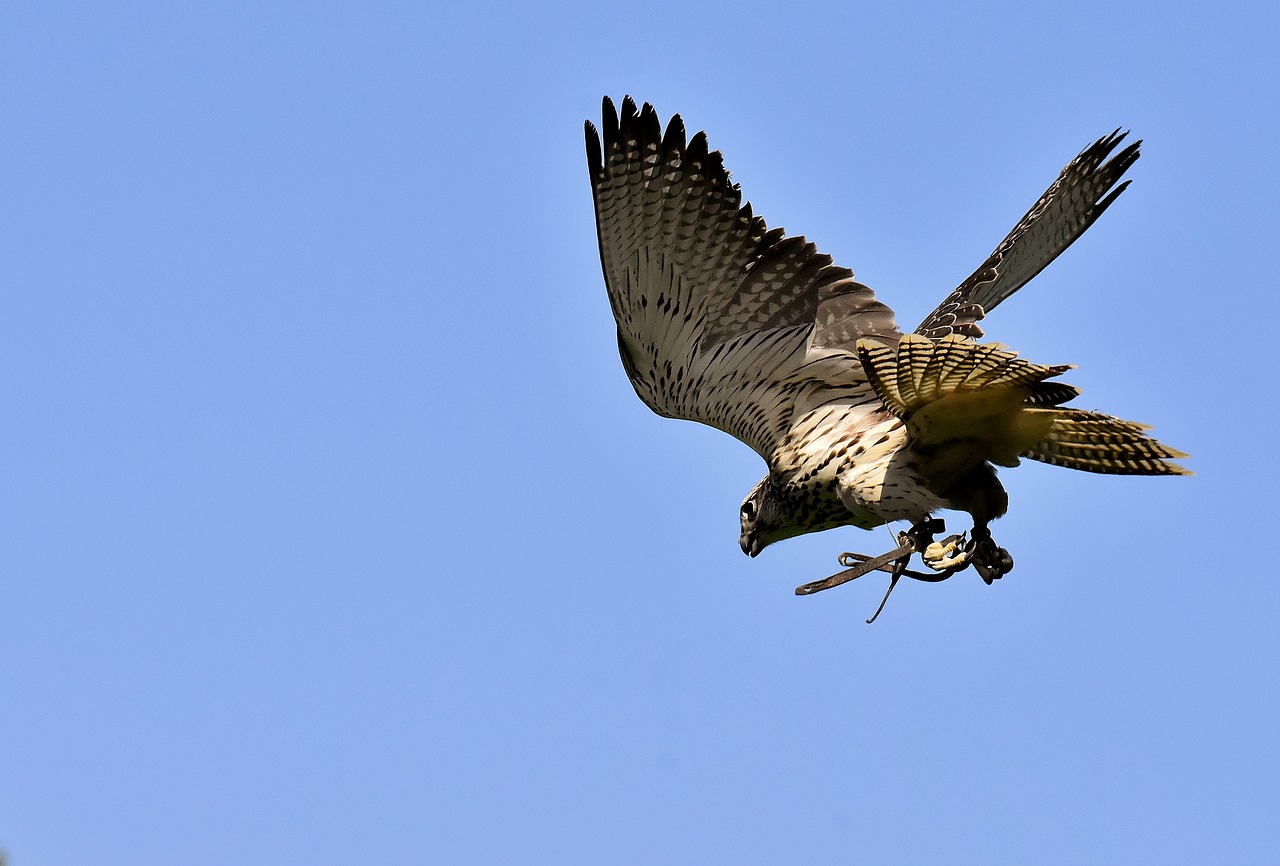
left=923, top=536, right=969, bottom=571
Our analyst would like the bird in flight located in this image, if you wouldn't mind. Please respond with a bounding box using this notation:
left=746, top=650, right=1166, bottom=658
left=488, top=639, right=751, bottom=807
left=585, top=97, right=1188, bottom=621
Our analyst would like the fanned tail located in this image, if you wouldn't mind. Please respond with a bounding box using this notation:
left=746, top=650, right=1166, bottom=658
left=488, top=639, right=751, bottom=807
left=857, top=334, right=1189, bottom=476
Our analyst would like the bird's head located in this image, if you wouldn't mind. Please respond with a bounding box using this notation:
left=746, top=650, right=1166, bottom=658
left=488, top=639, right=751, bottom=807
left=738, top=475, right=807, bottom=557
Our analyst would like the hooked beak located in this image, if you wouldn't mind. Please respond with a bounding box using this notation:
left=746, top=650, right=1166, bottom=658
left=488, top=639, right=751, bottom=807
left=740, top=531, right=760, bottom=557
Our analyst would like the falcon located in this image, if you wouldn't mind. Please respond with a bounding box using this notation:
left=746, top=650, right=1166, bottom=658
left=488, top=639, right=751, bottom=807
left=585, top=97, right=1188, bottom=620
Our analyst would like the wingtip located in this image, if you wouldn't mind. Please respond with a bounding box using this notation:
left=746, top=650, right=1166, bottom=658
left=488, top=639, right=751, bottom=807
left=585, top=119, right=603, bottom=176
left=601, top=95, right=620, bottom=144
left=1082, top=127, right=1129, bottom=161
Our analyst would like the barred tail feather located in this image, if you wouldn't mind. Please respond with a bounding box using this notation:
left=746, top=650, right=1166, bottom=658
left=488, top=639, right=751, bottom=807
left=856, top=334, right=1191, bottom=477
left=1023, top=409, right=1191, bottom=475
left=858, top=333, right=1078, bottom=438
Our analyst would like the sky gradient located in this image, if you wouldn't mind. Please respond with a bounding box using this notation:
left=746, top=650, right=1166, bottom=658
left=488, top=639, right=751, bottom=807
left=3, top=1, right=1277, bottom=863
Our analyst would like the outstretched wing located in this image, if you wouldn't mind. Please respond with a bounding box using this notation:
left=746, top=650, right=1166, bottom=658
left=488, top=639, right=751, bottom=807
left=587, top=97, right=900, bottom=458
left=917, top=130, right=1141, bottom=340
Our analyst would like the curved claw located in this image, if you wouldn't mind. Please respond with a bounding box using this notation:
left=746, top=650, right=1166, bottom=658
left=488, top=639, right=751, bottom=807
left=923, top=533, right=968, bottom=571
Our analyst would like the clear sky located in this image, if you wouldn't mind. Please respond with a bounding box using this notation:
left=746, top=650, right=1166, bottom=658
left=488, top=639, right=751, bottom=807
left=2, top=1, right=1276, bottom=863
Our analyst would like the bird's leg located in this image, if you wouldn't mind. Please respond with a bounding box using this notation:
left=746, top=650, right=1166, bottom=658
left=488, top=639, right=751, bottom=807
left=967, top=523, right=1014, bottom=585
left=920, top=521, right=1014, bottom=584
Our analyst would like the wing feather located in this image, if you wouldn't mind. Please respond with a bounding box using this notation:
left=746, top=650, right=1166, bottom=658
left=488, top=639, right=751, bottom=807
left=587, top=96, right=899, bottom=458
left=917, top=130, right=1140, bottom=340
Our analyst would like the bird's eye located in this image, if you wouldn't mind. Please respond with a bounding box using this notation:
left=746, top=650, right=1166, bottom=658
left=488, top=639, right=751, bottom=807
left=741, top=500, right=756, bottom=521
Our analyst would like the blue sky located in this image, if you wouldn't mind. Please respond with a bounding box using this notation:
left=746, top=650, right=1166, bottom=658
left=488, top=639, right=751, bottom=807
left=2, top=1, right=1277, bottom=863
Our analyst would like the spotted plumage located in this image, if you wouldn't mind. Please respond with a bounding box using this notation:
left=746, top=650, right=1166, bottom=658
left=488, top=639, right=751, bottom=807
left=586, top=96, right=1187, bottom=574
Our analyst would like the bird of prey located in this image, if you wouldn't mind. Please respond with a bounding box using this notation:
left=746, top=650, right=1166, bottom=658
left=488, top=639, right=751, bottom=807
left=585, top=96, right=1188, bottom=620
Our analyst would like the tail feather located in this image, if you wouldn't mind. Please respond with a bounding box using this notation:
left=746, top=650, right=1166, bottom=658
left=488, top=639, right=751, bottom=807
left=857, top=334, right=1190, bottom=477
left=1025, top=381, right=1081, bottom=407
left=1024, top=409, right=1190, bottom=475
left=860, top=334, right=1069, bottom=426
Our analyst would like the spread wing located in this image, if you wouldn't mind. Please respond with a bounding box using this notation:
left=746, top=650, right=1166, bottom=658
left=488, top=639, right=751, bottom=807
left=917, top=130, right=1141, bottom=340
left=587, top=96, right=900, bottom=459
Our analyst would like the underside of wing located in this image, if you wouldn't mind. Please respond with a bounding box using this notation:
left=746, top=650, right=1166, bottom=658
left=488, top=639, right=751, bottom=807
left=917, top=130, right=1140, bottom=340
left=587, top=97, right=900, bottom=458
